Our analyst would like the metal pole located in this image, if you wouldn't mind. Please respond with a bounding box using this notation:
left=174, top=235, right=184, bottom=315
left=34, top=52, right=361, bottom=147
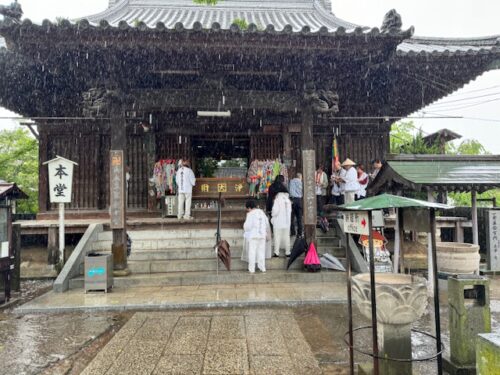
left=58, top=202, right=64, bottom=264
left=346, top=233, right=354, bottom=375
left=430, top=208, right=443, bottom=375
left=368, top=213, right=379, bottom=375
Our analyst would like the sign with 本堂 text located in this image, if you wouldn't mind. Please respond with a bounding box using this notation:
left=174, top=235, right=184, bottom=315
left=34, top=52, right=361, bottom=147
left=343, top=211, right=370, bottom=235
left=487, top=209, right=500, bottom=271
left=44, top=156, right=77, bottom=204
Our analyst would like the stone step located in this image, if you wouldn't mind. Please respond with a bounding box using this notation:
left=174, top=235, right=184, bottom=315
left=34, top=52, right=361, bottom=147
left=128, top=257, right=312, bottom=273
left=92, top=237, right=245, bottom=251
left=68, top=269, right=346, bottom=289
left=127, top=246, right=345, bottom=261
left=97, top=229, right=243, bottom=241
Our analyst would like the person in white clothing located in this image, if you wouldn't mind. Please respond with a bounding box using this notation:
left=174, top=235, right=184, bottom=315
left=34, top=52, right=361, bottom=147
left=356, top=164, right=369, bottom=200
left=340, top=158, right=359, bottom=204
left=271, top=188, right=292, bottom=257
left=330, top=160, right=346, bottom=206
left=242, top=199, right=270, bottom=273
left=175, top=159, right=196, bottom=220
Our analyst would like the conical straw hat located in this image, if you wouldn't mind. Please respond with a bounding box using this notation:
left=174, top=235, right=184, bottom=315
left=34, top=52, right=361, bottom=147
left=341, top=158, right=356, bottom=167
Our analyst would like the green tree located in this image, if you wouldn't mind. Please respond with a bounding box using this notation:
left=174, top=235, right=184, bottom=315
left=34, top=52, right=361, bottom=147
left=390, top=121, right=440, bottom=154
left=0, top=128, right=39, bottom=213
left=193, top=0, right=219, bottom=5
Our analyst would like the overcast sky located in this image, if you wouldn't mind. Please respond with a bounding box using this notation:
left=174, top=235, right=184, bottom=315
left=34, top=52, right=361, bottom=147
left=1, top=0, right=499, bottom=152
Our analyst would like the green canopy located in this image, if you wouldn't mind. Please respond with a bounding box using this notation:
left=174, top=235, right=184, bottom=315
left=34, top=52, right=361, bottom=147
left=339, top=193, right=453, bottom=211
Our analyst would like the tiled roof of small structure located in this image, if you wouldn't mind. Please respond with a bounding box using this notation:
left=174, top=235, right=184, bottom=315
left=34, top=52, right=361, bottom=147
left=398, top=35, right=500, bottom=56
left=84, top=0, right=362, bottom=32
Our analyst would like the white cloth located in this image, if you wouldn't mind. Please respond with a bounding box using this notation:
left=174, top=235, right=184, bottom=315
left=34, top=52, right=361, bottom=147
left=331, top=168, right=346, bottom=196
left=271, top=193, right=292, bottom=229
left=243, top=208, right=268, bottom=240
left=344, top=167, right=359, bottom=193
left=247, top=238, right=266, bottom=272
left=274, top=228, right=291, bottom=256
left=242, top=209, right=271, bottom=266
left=177, top=192, right=192, bottom=219
left=357, top=172, right=368, bottom=198
left=175, top=166, right=196, bottom=194
left=344, top=191, right=355, bottom=204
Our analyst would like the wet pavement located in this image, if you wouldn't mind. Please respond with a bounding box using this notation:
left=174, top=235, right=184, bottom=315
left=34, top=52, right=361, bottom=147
left=15, top=282, right=348, bottom=314
left=1, top=278, right=499, bottom=374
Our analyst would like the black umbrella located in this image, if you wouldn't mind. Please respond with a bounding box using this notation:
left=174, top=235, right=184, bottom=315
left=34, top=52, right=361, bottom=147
left=286, top=237, right=308, bottom=270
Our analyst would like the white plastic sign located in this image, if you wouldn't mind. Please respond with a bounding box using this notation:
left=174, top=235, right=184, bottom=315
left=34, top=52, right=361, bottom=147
left=343, top=211, right=370, bottom=235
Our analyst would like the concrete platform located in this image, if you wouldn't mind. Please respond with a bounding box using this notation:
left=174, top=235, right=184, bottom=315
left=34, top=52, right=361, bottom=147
left=14, top=279, right=348, bottom=314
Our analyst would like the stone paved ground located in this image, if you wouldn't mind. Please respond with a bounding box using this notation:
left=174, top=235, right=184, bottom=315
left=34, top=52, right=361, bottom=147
left=81, top=309, right=323, bottom=375
left=15, top=282, right=347, bottom=314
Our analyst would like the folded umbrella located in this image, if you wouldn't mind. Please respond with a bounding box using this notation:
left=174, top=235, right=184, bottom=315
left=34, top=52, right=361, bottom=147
left=216, top=239, right=231, bottom=271
left=286, top=236, right=308, bottom=270
left=304, top=243, right=321, bottom=272
left=320, top=253, right=346, bottom=271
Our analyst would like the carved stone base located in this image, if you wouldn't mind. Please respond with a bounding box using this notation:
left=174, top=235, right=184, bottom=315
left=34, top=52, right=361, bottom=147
left=443, top=356, right=476, bottom=375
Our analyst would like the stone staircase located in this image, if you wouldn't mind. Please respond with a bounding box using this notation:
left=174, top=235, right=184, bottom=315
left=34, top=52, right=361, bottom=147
left=69, top=225, right=346, bottom=289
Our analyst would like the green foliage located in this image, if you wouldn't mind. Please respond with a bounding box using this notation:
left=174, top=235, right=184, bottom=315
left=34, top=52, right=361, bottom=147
left=196, top=157, right=219, bottom=177
left=447, top=139, right=489, bottom=155
left=448, top=190, right=500, bottom=207
left=0, top=128, right=39, bottom=213
left=193, top=0, right=219, bottom=5
left=232, top=18, right=248, bottom=30
left=390, top=121, right=440, bottom=154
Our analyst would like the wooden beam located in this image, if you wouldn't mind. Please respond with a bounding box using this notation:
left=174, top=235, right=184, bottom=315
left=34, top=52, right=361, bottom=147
left=131, top=89, right=300, bottom=112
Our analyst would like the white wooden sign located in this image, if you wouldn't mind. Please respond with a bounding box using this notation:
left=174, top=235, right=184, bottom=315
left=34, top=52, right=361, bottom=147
left=44, top=156, right=77, bottom=203
left=343, top=210, right=370, bottom=235
left=487, top=210, right=500, bottom=271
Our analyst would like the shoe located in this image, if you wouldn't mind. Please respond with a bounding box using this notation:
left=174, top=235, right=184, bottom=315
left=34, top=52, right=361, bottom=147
left=273, top=254, right=279, bottom=258
left=248, top=270, right=255, bottom=274
left=184, top=216, right=194, bottom=220
left=286, top=254, right=291, bottom=257
left=260, top=269, right=266, bottom=273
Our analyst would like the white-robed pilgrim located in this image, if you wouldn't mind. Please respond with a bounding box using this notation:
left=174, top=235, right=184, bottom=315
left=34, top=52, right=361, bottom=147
left=271, top=192, right=292, bottom=256
left=241, top=208, right=272, bottom=272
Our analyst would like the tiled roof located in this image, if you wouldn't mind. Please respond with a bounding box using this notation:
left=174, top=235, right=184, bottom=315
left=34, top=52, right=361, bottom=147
left=84, top=0, right=361, bottom=32
left=398, top=36, right=500, bottom=56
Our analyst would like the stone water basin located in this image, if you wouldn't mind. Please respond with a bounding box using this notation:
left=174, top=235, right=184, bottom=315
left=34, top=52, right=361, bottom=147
left=352, top=273, right=428, bottom=325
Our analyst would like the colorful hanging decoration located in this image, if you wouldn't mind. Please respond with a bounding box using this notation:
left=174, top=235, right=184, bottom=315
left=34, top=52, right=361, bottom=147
left=153, top=159, right=177, bottom=197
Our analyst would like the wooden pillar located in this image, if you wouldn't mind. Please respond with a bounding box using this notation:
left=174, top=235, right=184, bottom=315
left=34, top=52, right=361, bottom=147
left=38, top=130, right=49, bottom=213
left=145, top=123, right=157, bottom=212
left=301, top=109, right=316, bottom=245
left=282, top=126, right=296, bottom=179
left=47, top=227, right=58, bottom=265
left=472, top=190, right=479, bottom=246
left=11, top=223, right=21, bottom=292
left=110, top=104, right=129, bottom=275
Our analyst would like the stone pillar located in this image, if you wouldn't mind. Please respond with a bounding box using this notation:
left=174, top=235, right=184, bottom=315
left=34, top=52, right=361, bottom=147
left=444, top=276, right=491, bottom=374
left=476, top=333, right=500, bottom=374
left=378, top=323, right=412, bottom=375
left=301, top=108, right=316, bottom=245
left=110, top=104, right=129, bottom=275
